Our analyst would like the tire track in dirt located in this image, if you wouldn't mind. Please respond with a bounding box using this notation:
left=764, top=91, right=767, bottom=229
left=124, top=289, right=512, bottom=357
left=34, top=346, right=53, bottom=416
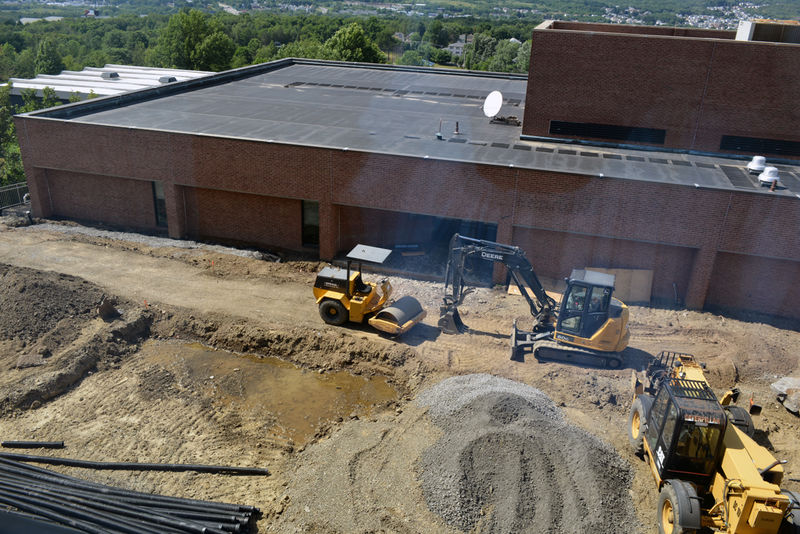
left=418, top=374, right=640, bottom=534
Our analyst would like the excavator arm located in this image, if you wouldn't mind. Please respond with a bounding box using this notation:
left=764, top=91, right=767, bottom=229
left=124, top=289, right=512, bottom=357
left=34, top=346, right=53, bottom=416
left=439, top=233, right=556, bottom=333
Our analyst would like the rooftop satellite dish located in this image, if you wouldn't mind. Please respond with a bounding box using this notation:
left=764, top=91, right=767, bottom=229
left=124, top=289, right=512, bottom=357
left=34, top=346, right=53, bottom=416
left=483, top=90, right=503, bottom=118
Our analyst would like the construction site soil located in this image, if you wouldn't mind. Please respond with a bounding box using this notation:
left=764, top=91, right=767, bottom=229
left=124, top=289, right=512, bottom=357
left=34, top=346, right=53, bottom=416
left=0, top=218, right=799, bottom=533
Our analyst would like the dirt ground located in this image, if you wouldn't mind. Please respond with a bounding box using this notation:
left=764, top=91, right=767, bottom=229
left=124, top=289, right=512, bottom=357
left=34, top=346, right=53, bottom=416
left=0, top=219, right=798, bottom=533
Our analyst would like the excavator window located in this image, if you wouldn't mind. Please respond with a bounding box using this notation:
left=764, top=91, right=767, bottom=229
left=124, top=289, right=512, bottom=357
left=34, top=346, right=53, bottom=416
left=588, top=287, right=610, bottom=313
left=565, top=286, right=587, bottom=312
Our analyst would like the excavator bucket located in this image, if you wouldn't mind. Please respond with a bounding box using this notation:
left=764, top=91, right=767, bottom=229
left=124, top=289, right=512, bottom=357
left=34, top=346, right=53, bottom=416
left=368, top=296, right=427, bottom=336
left=438, top=303, right=465, bottom=334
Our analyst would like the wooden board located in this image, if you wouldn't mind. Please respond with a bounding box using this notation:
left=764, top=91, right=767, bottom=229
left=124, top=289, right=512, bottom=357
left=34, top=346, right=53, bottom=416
left=585, top=267, right=653, bottom=305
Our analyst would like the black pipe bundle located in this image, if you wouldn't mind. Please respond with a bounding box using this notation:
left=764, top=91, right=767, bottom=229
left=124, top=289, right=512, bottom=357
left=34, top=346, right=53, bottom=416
left=0, top=457, right=260, bottom=533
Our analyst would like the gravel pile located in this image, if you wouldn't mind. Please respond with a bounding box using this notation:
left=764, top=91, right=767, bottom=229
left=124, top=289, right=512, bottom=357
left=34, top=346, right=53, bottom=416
left=417, top=374, right=640, bottom=534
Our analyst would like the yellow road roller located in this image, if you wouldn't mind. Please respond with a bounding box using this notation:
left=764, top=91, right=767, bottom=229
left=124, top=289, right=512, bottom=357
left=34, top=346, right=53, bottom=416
left=313, top=244, right=426, bottom=335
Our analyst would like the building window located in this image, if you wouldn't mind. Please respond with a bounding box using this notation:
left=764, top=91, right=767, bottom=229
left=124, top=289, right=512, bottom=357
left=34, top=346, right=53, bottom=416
left=720, top=135, right=800, bottom=157
left=302, top=200, right=319, bottom=247
left=549, top=120, right=666, bottom=144
left=152, top=181, right=167, bottom=228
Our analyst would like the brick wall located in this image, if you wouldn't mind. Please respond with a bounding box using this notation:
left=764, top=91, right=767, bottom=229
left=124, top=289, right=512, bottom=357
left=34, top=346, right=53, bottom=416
left=15, top=115, right=800, bottom=319
left=512, top=227, right=696, bottom=303
left=44, top=170, right=157, bottom=230
left=183, top=187, right=301, bottom=250
left=524, top=24, right=800, bottom=158
left=707, top=252, right=800, bottom=317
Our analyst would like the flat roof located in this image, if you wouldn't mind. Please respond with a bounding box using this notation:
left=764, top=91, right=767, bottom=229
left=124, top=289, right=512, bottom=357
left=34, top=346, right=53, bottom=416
left=23, top=59, right=800, bottom=198
left=8, top=64, right=212, bottom=100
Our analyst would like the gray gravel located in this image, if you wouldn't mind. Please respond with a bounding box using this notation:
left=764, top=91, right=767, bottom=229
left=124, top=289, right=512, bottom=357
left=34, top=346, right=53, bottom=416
left=21, top=223, right=272, bottom=260
left=416, top=374, right=641, bottom=533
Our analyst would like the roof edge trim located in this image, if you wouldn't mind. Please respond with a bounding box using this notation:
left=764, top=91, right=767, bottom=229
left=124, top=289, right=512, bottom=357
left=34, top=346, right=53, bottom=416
left=15, top=58, right=526, bottom=121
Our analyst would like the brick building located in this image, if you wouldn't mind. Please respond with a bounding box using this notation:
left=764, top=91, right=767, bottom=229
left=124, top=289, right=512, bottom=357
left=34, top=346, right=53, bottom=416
left=14, top=30, right=800, bottom=320
left=523, top=20, right=800, bottom=158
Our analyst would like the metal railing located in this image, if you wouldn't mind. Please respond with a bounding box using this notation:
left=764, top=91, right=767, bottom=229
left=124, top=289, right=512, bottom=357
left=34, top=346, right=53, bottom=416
left=0, top=182, right=28, bottom=211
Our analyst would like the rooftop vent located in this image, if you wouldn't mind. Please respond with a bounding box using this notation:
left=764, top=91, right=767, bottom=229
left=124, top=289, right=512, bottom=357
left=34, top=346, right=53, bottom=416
left=101, top=72, right=119, bottom=79
left=158, top=76, right=177, bottom=84
left=746, top=155, right=766, bottom=174
left=758, top=166, right=780, bottom=185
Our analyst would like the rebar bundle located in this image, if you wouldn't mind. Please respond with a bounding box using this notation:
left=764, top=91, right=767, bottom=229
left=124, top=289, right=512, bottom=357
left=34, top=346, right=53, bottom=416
left=0, top=457, right=260, bottom=533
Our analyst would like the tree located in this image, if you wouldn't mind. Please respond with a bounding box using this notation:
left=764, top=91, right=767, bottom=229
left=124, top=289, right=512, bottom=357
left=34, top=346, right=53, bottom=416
left=253, top=43, right=277, bottom=64
left=324, top=22, right=385, bottom=64
left=154, top=9, right=211, bottom=69
left=398, top=50, right=423, bottom=66
left=462, top=32, right=496, bottom=70
left=485, top=39, right=519, bottom=72
left=14, top=49, right=36, bottom=79
left=430, top=48, right=452, bottom=65
left=192, top=31, right=235, bottom=71
left=276, top=39, right=327, bottom=60
left=0, top=43, right=17, bottom=82
left=515, top=40, right=531, bottom=73
left=34, top=38, right=64, bottom=75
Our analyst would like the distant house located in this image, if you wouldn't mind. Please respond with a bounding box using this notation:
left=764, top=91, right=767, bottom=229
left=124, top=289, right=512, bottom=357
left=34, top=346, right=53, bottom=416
left=446, top=34, right=473, bottom=57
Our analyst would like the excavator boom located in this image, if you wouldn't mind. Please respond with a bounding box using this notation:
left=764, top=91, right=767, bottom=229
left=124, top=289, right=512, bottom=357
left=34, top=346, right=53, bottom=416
left=438, top=234, right=629, bottom=368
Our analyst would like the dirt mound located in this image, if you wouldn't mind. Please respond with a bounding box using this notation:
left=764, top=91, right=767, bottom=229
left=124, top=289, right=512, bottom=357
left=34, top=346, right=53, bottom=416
left=0, top=264, right=151, bottom=413
left=417, top=374, right=641, bottom=533
left=152, top=313, right=418, bottom=378
left=0, top=264, right=104, bottom=343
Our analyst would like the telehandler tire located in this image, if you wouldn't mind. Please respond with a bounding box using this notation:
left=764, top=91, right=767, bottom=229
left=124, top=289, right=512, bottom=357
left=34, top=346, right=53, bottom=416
left=779, top=490, right=800, bottom=534
left=658, top=481, right=700, bottom=534
left=319, top=299, right=348, bottom=326
left=725, top=405, right=755, bottom=438
left=628, top=395, right=653, bottom=455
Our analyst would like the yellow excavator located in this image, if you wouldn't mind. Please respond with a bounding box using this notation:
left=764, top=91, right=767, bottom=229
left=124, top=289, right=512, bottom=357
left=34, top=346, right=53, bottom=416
left=438, top=234, right=630, bottom=368
left=629, top=351, right=800, bottom=534
left=313, top=244, right=426, bottom=335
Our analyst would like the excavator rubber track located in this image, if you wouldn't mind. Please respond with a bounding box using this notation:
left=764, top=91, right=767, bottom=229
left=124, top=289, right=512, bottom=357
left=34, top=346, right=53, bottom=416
left=532, top=339, right=623, bottom=369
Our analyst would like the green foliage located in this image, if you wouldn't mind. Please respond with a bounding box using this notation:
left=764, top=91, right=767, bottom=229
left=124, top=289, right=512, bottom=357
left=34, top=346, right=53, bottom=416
left=34, top=37, right=64, bottom=75
left=462, top=32, right=496, bottom=70
left=0, top=82, right=68, bottom=185
left=324, top=22, right=385, bottom=64
left=193, top=31, right=235, bottom=71
left=154, top=9, right=212, bottom=69
left=398, top=50, right=423, bottom=66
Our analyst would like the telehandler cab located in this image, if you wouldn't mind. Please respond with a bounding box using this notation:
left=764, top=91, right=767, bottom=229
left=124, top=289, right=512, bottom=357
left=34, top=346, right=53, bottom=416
left=313, top=244, right=426, bottom=336
left=629, top=351, right=800, bottom=534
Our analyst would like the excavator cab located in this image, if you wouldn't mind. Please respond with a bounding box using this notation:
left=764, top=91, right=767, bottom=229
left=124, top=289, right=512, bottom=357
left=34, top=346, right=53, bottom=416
left=553, top=270, right=630, bottom=354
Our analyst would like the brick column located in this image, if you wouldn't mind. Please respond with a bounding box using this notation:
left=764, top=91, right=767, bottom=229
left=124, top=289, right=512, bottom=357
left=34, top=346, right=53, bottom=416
left=318, top=200, right=338, bottom=260
left=684, top=246, right=717, bottom=309
left=164, top=183, right=186, bottom=239
left=492, top=217, right=515, bottom=284
left=25, top=168, right=52, bottom=218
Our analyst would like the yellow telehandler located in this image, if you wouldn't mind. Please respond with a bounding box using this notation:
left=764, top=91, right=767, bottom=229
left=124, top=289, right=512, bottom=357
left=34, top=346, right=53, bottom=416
left=312, top=244, right=426, bottom=335
left=629, top=351, right=800, bottom=534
